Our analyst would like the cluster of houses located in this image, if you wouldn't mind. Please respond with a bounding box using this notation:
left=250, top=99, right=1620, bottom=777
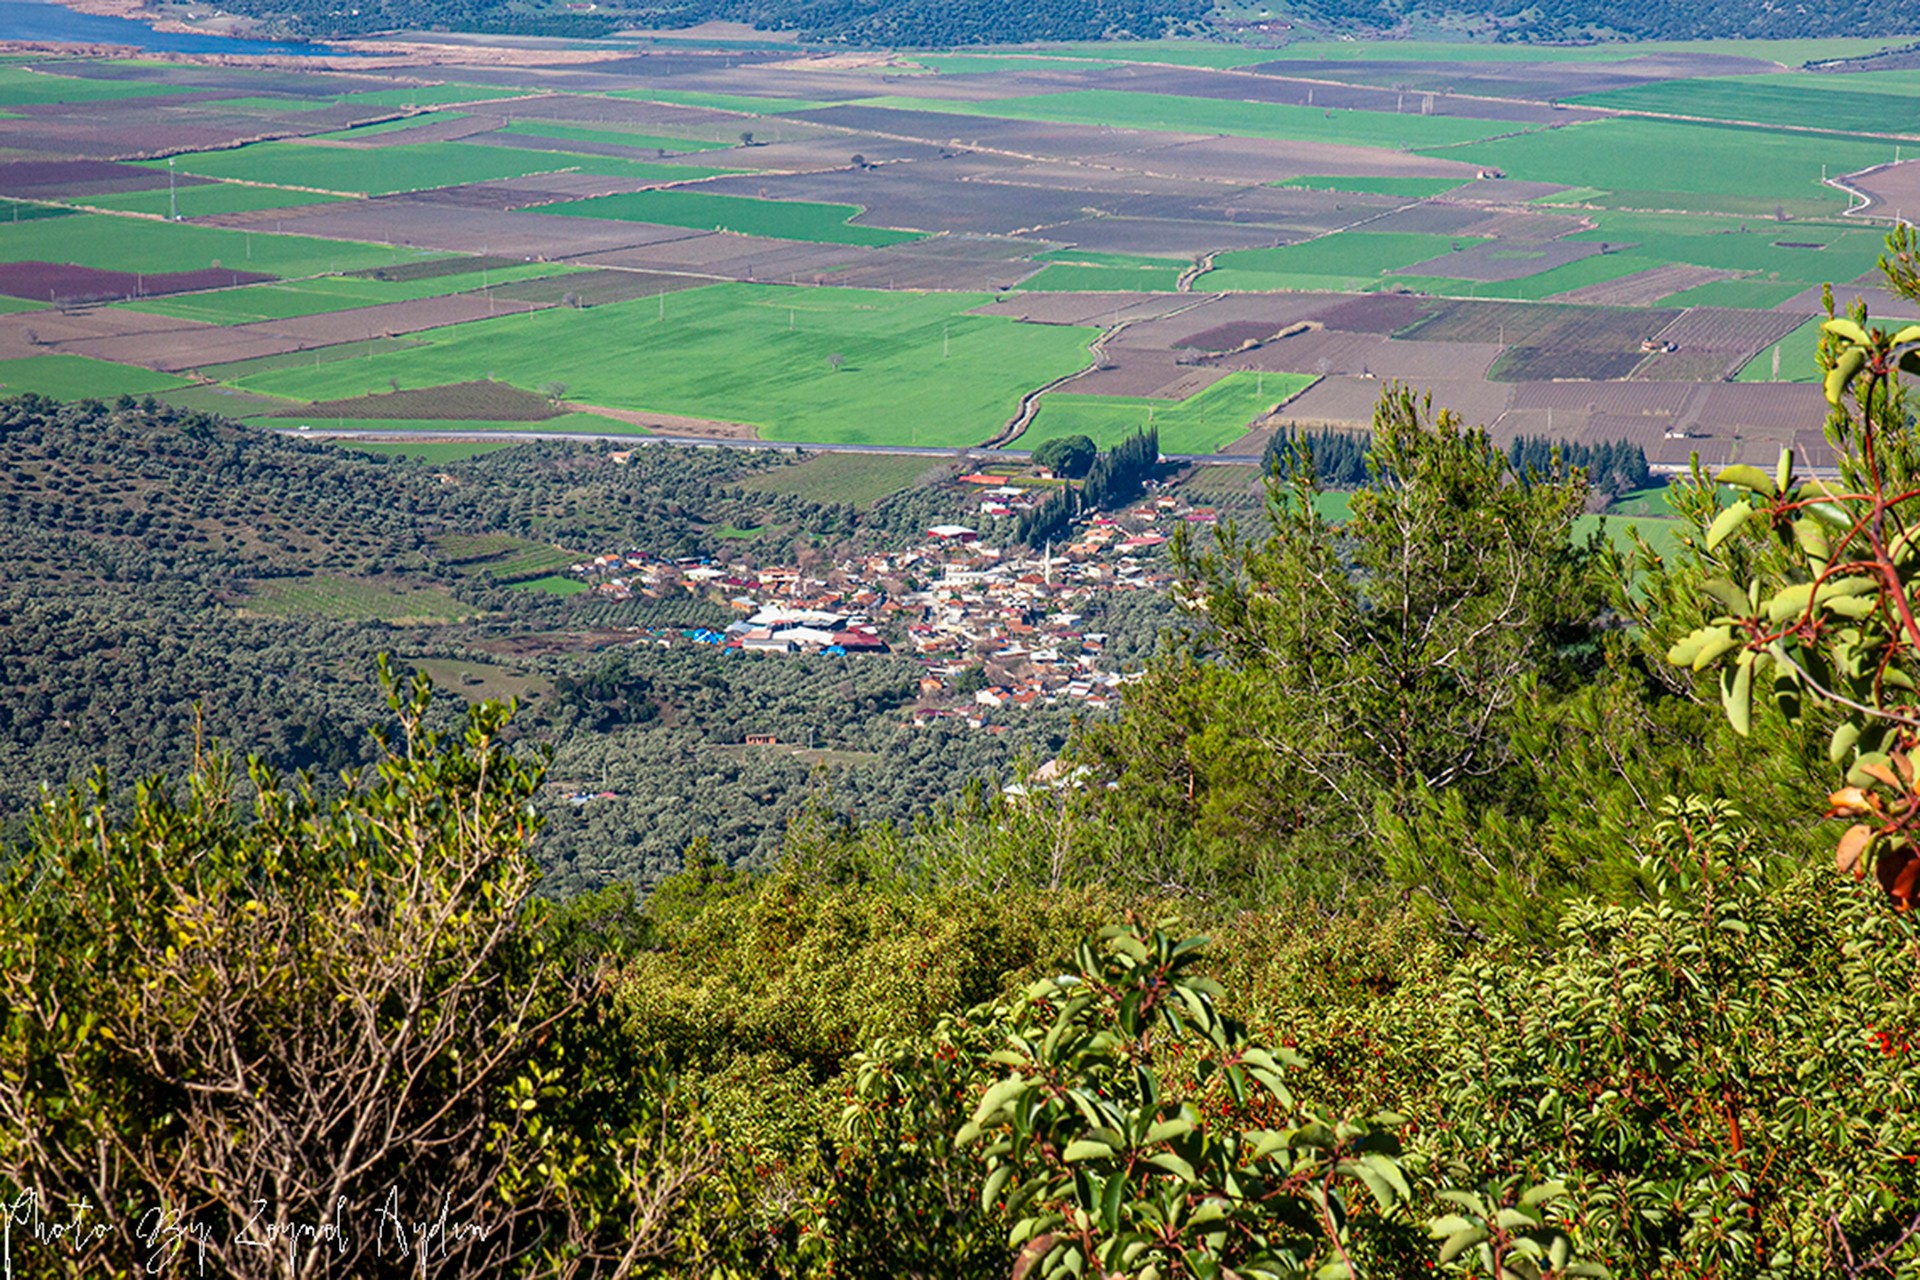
left=566, top=477, right=1228, bottom=725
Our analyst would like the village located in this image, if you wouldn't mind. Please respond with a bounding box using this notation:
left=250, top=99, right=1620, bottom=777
left=566, top=469, right=1227, bottom=728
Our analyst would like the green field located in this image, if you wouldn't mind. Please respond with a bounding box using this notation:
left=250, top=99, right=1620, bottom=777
left=312, top=111, right=472, bottom=140
left=1427, top=118, right=1897, bottom=217
left=244, top=573, right=475, bottom=623
left=1732, top=315, right=1920, bottom=383
left=1202, top=232, right=1485, bottom=291
left=0, top=67, right=202, bottom=106
left=143, top=140, right=579, bottom=197
left=1278, top=37, right=1914, bottom=64
left=1276, top=174, right=1470, bottom=197
left=1657, top=278, right=1808, bottom=308
left=0, top=355, right=191, bottom=400
left=1569, top=74, right=1920, bottom=137
left=1019, top=262, right=1185, bottom=291
left=199, top=338, right=429, bottom=382
left=0, top=213, right=407, bottom=277
left=1390, top=251, right=1668, bottom=302
left=738, top=452, right=938, bottom=506
left=513, top=575, right=588, bottom=596
left=606, top=88, right=831, bottom=115
left=543, top=189, right=921, bottom=246
left=117, top=261, right=575, bottom=325
left=852, top=88, right=1520, bottom=147
left=221, top=284, right=1097, bottom=447
left=493, top=119, right=736, bottom=153
left=82, top=182, right=347, bottom=219
left=202, top=95, right=341, bottom=114
left=1024, top=370, right=1314, bottom=454
left=454, top=142, right=734, bottom=184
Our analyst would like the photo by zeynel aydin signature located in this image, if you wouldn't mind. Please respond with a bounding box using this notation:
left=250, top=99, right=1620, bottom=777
left=3, top=1185, right=490, bottom=1277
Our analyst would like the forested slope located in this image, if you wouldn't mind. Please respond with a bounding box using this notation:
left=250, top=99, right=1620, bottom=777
left=0, top=396, right=1099, bottom=888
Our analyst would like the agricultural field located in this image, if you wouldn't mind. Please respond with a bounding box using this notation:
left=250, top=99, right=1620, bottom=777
left=241, top=574, right=476, bottom=624
left=0, top=354, right=189, bottom=398
left=851, top=89, right=1520, bottom=148
left=1203, top=233, right=1487, bottom=292
left=543, top=189, right=922, bottom=246
left=1026, top=371, right=1315, bottom=454
left=144, top=141, right=585, bottom=198
left=217, top=285, right=1096, bottom=447
left=736, top=452, right=943, bottom=506
left=0, top=35, right=1913, bottom=465
left=493, top=120, right=736, bottom=154
left=116, top=261, right=575, bottom=325
left=80, top=183, right=349, bottom=219
left=0, top=213, right=405, bottom=278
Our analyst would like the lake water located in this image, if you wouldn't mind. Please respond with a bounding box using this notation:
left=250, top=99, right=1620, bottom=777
left=0, top=0, right=344, bottom=55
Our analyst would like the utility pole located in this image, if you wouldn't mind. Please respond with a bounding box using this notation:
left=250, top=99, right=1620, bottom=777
left=168, top=157, right=177, bottom=222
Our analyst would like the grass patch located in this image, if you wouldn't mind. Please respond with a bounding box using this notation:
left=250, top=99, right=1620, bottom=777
left=1732, top=315, right=1920, bottom=384
left=1569, top=74, right=1920, bottom=137
left=1203, top=232, right=1485, bottom=291
left=542, top=188, right=919, bottom=246
left=737, top=452, right=938, bottom=506
left=117, top=261, right=573, bottom=325
left=1565, top=211, right=1885, bottom=288
left=1425, top=118, right=1894, bottom=217
left=1275, top=174, right=1468, bottom=197
left=712, top=524, right=762, bottom=539
left=0, top=354, right=189, bottom=400
left=83, top=182, right=346, bottom=219
left=493, top=119, right=734, bottom=153
left=0, top=199, right=75, bottom=223
left=201, top=338, right=429, bottom=381
left=221, top=283, right=1096, bottom=448
left=1025, top=370, right=1314, bottom=454
left=311, top=111, right=472, bottom=140
left=0, top=213, right=404, bottom=277
left=243, top=574, right=474, bottom=623
left=0, top=67, right=201, bottom=106
left=512, top=575, right=586, bottom=596
left=1656, top=278, right=1808, bottom=309
left=1020, top=262, right=1184, bottom=291
left=141, top=140, right=576, bottom=198
left=853, top=89, right=1518, bottom=147
left=409, top=655, right=553, bottom=699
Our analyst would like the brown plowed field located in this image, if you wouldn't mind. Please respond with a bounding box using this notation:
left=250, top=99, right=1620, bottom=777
left=1227, top=330, right=1503, bottom=382
left=1629, top=349, right=1743, bottom=381
left=1399, top=238, right=1604, bottom=283
left=1402, top=299, right=1678, bottom=349
left=0, top=261, right=276, bottom=305
left=0, top=157, right=176, bottom=196
left=1494, top=341, right=1639, bottom=381
left=1316, top=293, right=1442, bottom=334
left=1655, top=307, right=1807, bottom=352
left=1053, top=359, right=1211, bottom=398
left=1175, top=319, right=1295, bottom=351
left=1511, top=381, right=1698, bottom=416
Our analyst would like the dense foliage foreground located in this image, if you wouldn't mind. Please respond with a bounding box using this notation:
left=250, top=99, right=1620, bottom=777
left=12, top=258, right=1920, bottom=1277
